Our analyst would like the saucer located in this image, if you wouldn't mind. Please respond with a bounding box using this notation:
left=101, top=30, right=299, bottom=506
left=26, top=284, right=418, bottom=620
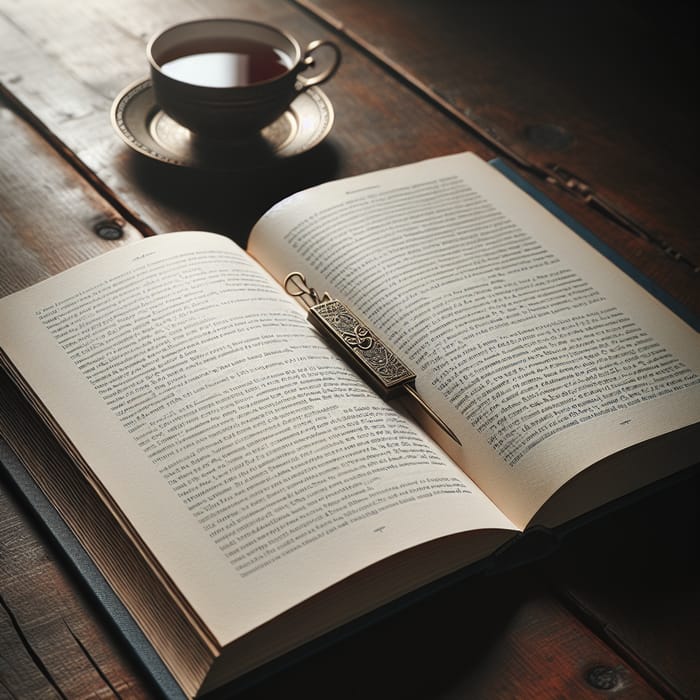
left=110, top=78, right=334, bottom=170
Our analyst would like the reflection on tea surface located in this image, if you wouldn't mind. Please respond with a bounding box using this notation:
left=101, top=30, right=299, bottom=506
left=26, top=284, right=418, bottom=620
left=159, top=38, right=292, bottom=88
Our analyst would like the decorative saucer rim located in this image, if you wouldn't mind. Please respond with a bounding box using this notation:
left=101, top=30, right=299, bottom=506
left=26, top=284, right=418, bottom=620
left=110, top=77, right=334, bottom=169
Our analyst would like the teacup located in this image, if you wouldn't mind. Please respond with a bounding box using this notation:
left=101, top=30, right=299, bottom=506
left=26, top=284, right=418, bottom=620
left=147, top=18, right=341, bottom=138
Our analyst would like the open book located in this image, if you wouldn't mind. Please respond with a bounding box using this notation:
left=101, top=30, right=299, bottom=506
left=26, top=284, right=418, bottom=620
left=0, top=152, right=698, bottom=698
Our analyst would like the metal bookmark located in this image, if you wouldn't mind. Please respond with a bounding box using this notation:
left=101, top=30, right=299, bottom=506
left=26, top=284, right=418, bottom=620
left=284, top=272, right=461, bottom=446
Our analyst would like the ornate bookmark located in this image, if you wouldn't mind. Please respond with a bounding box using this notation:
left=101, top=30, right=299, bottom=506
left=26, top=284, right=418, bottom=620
left=284, top=272, right=461, bottom=446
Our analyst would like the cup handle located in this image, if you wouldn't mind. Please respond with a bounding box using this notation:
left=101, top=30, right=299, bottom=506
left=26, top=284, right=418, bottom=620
left=297, top=40, right=341, bottom=90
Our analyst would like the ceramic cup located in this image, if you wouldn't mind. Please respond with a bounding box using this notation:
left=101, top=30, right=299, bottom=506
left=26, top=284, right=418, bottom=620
left=147, top=18, right=341, bottom=138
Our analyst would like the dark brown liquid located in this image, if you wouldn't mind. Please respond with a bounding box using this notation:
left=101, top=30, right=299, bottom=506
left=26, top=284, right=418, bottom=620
left=159, top=38, right=291, bottom=88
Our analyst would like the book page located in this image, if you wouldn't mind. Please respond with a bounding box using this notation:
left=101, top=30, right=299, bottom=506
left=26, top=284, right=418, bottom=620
left=0, top=230, right=515, bottom=646
left=248, top=152, right=700, bottom=529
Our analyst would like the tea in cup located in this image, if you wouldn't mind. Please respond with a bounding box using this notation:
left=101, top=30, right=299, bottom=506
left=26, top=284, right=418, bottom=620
left=147, top=18, right=341, bottom=138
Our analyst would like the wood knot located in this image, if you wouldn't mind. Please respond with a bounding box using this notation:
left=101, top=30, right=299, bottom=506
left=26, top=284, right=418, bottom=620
left=94, top=219, right=124, bottom=240
left=585, top=665, right=622, bottom=690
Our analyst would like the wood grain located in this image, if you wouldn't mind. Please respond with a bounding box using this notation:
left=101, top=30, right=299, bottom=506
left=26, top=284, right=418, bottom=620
left=0, top=475, right=154, bottom=699
left=297, top=0, right=700, bottom=315
left=0, top=94, right=142, bottom=296
left=0, top=1, right=697, bottom=698
left=0, top=0, right=495, bottom=249
left=234, top=571, right=664, bottom=699
left=2, top=0, right=696, bottom=318
left=0, top=82, right=151, bottom=700
left=544, top=468, right=700, bottom=699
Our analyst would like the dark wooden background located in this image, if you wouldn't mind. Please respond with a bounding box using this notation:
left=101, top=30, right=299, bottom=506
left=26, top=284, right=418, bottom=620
left=0, top=1, right=697, bottom=698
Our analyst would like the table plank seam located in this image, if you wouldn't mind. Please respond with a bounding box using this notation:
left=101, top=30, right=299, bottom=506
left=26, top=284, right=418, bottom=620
left=64, top=618, right=123, bottom=699
left=0, top=590, right=69, bottom=700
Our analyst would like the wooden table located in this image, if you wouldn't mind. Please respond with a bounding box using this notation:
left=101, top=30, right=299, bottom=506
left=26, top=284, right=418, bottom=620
left=0, top=2, right=697, bottom=698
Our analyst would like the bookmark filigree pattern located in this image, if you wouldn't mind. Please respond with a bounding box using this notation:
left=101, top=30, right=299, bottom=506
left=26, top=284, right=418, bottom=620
left=311, top=300, right=415, bottom=389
